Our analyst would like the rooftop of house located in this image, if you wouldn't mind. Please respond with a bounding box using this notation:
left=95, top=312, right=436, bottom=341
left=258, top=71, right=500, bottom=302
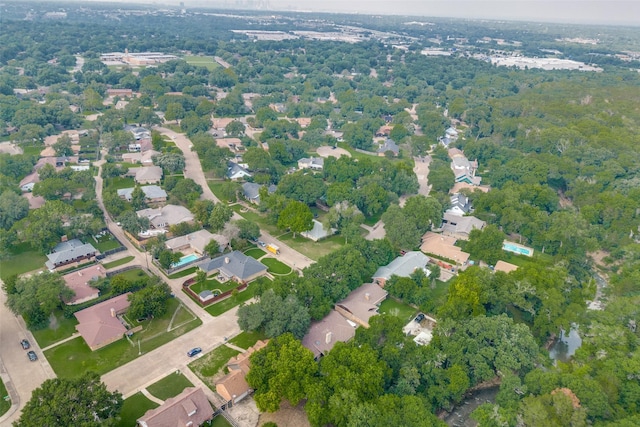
left=165, top=229, right=228, bottom=254
left=302, top=310, right=357, bottom=359
left=121, top=149, right=160, bottom=164
left=301, top=219, right=336, bottom=242
left=373, top=251, right=430, bottom=281
left=377, top=138, right=399, bottom=154
left=137, top=387, right=214, bottom=427
left=298, top=157, right=325, bottom=168
left=226, top=161, right=252, bottom=179
left=127, top=166, right=163, bottom=183
left=442, top=212, right=486, bottom=236
left=335, top=283, right=387, bottom=326
left=137, top=205, right=194, bottom=229
left=117, top=185, right=167, bottom=202
left=46, top=239, right=97, bottom=269
left=74, top=293, right=131, bottom=349
left=197, top=251, right=267, bottom=281
left=62, top=264, right=106, bottom=304
left=494, top=260, right=519, bottom=274
left=420, top=232, right=470, bottom=265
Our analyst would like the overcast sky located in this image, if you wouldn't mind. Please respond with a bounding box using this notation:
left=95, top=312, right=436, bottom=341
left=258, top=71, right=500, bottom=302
left=261, top=0, right=640, bottom=26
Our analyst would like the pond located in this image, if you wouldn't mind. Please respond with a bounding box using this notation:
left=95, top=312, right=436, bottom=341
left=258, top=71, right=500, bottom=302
left=549, top=325, right=582, bottom=363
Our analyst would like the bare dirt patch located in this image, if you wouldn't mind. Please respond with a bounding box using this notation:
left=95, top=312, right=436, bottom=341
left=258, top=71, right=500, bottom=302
left=413, top=155, right=431, bottom=196
left=258, top=400, right=310, bottom=427
left=316, top=145, right=351, bottom=159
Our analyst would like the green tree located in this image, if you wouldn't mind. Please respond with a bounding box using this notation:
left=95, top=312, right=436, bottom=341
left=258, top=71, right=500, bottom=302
left=153, top=153, right=185, bottom=174
left=208, top=203, right=233, bottom=232
left=130, top=186, right=146, bottom=210
left=52, top=134, right=73, bottom=156
left=0, top=190, right=29, bottom=230
left=118, top=211, right=150, bottom=236
left=466, top=224, right=506, bottom=266
left=246, top=333, right=318, bottom=412
left=6, top=272, right=74, bottom=329
left=238, top=289, right=311, bottom=339
left=277, top=200, right=313, bottom=237
left=15, top=372, right=123, bottom=427
left=127, top=281, right=171, bottom=319
left=236, top=219, right=260, bottom=241
left=225, top=120, right=245, bottom=137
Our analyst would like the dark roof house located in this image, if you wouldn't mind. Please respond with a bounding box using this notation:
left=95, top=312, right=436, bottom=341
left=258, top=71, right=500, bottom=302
left=46, top=239, right=97, bottom=270
left=197, top=251, right=267, bottom=283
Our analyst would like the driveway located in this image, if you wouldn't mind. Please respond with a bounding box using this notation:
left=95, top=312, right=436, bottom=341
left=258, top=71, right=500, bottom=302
left=0, top=287, right=56, bottom=424
left=413, top=155, right=432, bottom=196
left=101, top=306, right=241, bottom=398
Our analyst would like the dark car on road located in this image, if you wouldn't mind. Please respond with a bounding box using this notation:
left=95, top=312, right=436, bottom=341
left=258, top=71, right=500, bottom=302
left=27, top=351, right=37, bottom=361
left=20, top=339, right=30, bottom=350
left=187, top=347, right=202, bottom=357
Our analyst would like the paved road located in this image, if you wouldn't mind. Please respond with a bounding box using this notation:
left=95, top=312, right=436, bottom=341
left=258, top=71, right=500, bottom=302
left=0, top=288, right=56, bottom=425
left=102, top=306, right=241, bottom=397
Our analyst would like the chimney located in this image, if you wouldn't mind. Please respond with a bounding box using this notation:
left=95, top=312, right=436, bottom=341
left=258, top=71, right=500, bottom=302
left=110, top=308, right=116, bottom=318
left=325, top=332, right=332, bottom=344
left=224, top=257, right=230, bottom=264
left=364, top=292, right=370, bottom=301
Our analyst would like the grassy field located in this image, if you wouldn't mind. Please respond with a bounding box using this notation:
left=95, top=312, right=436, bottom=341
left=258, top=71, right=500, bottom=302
left=228, top=331, right=267, bottom=350
left=105, top=176, right=135, bottom=191
left=103, top=256, right=135, bottom=269
left=115, top=392, right=158, bottom=427
left=32, top=310, right=79, bottom=349
left=183, top=55, right=220, bottom=71
left=0, top=242, right=46, bottom=280
left=92, top=232, right=121, bottom=252
left=189, top=345, right=240, bottom=390
left=113, top=268, right=148, bottom=282
left=0, top=377, right=10, bottom=417
left=244, top=248, right=266, bottom=259
left=146, top=372, right=194, bottom=401
left=168, top=266, right=197, bottom=279
left=261, top=257, right=292, bottom=274
left=205, top=277, right=271, bottom=316
left=211, top=416, right=233, bottom=427
left=379, top=298, right=418, bottom=322
left=45, top=299, right=201, bottom=378
left=276, top=232, right=344, bottom=261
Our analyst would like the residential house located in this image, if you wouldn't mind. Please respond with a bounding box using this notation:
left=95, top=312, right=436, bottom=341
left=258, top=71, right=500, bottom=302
left=377, top=138, right=399, bottom=156
left=334, top=283, right=387, bottom=328
left=215, top=340, right=268, bottom=404
left=241, top=182, right=276, bottom=204
left=372, top=251, right=431, bottom=287
left=494, top=260, right=518, bottom=274
left=216, top=138, right=243, bottom=151
left=420, top=231, right=470, bottom=267
left=165, top=229, right=228, bottom=255
left=295, top=117, right=312, bottom=128
left=125, top=125, right=151, bottom=141
left=212, top=118, right=236, bottom=132
left=301, top=219, right=336, bottom=242
left=126, top=166, right=163, bottom=184
left=197, top=251, right=267, bottom=283
left=441, top=212, right=486, bottom=240
left=46, top=239, right=98, bottom=270
left=137, top=387, right=214, bottom=427
left=62, top=264, right=106, bottom=305
left=74, top=293, right=131, bottom=351
left=449, top=148, right=481, bottom=186
left=375, top=125, right=393, bottom=137
left=324, top=130, right=344, bottom=142
left=121, top=149, right=160, bottom=165
left=226, top=162, right=252, bottom=181
left=446, top=193, right=472, bottom=217
left=302, top=310, right=357, bottom=359
left=445, top=127, right=459, bottom=139
left=106, top=88, right=133, bottom=97
left=117, top=185, right=167, bottom=203
left=137, top=205, right=194, bottom=230
left=297, top=157, right=324, bottom=171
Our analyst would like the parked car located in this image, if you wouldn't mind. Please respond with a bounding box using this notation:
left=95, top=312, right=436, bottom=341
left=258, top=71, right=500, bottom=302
left=27, top=351, right=37, bottom=361
left=187, top=347, right=202, bottom=357
left=258, top=241, right=266, bottom=247
left=415, top=313, right=425, bottom=323
left=20, top=339, right=30, bottom=350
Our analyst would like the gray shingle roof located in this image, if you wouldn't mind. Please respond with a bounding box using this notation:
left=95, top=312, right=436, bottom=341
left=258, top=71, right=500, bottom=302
left=197, top=250, right=267, bottom=281
left=46, top=239, right=97, bottom=269
left=117, top=185, right=167, bottom=201
left=373, top=251, right=430, bottom=281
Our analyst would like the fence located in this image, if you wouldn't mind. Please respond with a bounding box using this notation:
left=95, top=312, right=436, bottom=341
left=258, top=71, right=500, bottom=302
left=106, top=264, right=145, bottom=277
left=182, top=278, right=248, bottom=307
left=95, top=228, right=127, bottom=260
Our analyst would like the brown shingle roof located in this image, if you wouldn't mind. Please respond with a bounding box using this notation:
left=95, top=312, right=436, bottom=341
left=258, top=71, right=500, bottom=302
left=138, top=387, right=214, bottom=427
left=74, top=293, right=131, bottom=350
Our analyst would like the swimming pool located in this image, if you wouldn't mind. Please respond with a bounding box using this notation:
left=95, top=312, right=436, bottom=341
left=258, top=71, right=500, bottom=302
left=171, top=253, right=199, bottom=269
left=502, top=242, right=532, bottom=256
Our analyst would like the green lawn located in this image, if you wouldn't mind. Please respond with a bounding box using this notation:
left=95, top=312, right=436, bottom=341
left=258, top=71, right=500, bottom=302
left=276, top=232, right=345, bottom=261
left=168, top=266, right=197, bottom=279
left=113, top=268, right=149, bottom=282
left=189, top=345, right=240, bottom=390
left=92, top=233, right=122, bottom=252
left=205, top=278, right=271, bottom=316
left=0, top=377, right=10, bottom=417
left=183, top=55, right=220, bottom=71
left=244, top=248, right=266, bottom=259
left=228, top=331, right=267, bottom=350
left=105, top=176, right=135, bottom=190
left=103, top=256, right=135, bottom=269
left=0, top=242, right=46, bottom=280
left=189, top=278, right=238, bottom=295
left=32, top=310, right=79, bottom=349
left=45, top=299, right=201, bottom=378
left=379, top=298, right=418, bottom=322
left=261, top=257, right=292, bottom=275
left=211, top=416, right=233, bottom=427
left=115, top=392, right=158, bottom=427
left=146, top=372, right=194, bottom=401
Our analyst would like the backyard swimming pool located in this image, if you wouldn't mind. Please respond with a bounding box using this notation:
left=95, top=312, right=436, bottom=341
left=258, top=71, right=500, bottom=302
left=502, top=242, right=533, bottom=256
left=171, top=253, right=199, bottom=269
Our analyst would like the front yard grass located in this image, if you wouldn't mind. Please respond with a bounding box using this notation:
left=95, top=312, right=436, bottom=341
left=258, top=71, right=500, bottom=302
left=115, top=392, right=158, bottom=427
left=379, top=298, right=418, bottom=322
left=276, top=232, right=344, bottom=261
left=146, top=371, right=194, bottom=401
left=211, top=416, right=233, bottom=427
left=205, top=277, right=271, bottom=317
left=104, top=176, right=135, bottom=191
left=103, top=256, right=135, bottom=269
left=45, top=298, right=201, bottom=378
left=189, top=345, right=240, bottom=390
left=260, top=257, right=291, bottom=274
left=168, top=266, right=197, bottom=279
left=244, top=248, right=266, bottom=259
left=113, top=268, right=148, bottom=282
left=32, top=310, right=79, bottom=348
left=228, top=331, right=267, bottom=350
left=0, top=242, right=46, bottom=280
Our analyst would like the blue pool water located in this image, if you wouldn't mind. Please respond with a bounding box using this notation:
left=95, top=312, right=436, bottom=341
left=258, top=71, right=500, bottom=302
left=171, top=253, right=199, bottom=268
left=503, top=243, right=531, bottom=256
